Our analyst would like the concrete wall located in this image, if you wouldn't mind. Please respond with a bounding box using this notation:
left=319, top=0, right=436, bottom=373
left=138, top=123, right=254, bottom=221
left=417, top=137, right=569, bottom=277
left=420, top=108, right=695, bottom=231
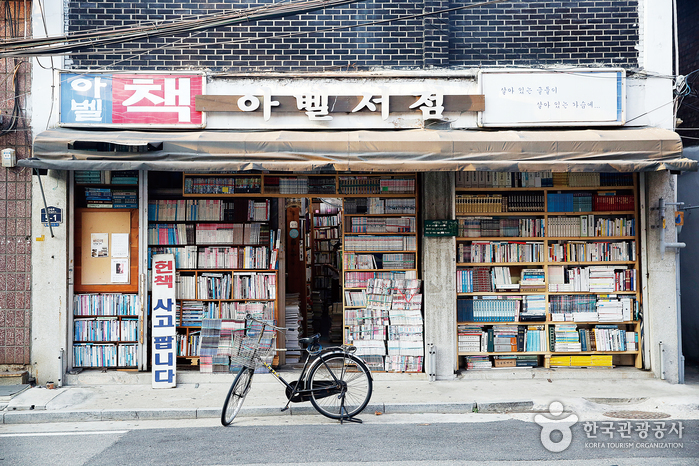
left=644, top=171, right=682, bottom=383
left=30, top=171, right=69, bottom=385
left=422, top=172, right=456, bottom=379
left=29, top=0, right=66, bottom=384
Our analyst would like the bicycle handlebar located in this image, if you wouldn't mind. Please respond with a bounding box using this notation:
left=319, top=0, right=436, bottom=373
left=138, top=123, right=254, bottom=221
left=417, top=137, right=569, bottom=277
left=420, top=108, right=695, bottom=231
left=245, top=313, right=290, bottom=332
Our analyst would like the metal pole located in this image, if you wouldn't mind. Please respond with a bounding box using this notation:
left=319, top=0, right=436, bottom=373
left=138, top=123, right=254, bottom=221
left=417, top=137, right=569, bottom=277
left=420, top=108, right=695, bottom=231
left=659, top=340, right=665, bottom=380
left=35, top=168, right=55, bottom=238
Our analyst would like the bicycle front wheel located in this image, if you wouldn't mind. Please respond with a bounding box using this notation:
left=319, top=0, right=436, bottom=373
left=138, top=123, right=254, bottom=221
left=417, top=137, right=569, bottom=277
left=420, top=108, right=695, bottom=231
left=221, top=366, right=254, bottom=426
left=308, top=353, right=372, bottom=420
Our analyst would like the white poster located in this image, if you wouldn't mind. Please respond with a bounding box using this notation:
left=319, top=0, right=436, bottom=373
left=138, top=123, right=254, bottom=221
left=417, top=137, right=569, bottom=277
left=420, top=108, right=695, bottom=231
left=90, top=233, right=109, bottom=258
left=111, top=258, right=129, bottom=283
left=111, top=233, right=130, bottom=258
left=151, top=254, right=177, bottom=388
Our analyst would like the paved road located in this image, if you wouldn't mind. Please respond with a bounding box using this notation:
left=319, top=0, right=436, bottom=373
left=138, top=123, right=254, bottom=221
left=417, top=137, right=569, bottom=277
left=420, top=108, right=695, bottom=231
left=1, top=414, right=696, bottom=465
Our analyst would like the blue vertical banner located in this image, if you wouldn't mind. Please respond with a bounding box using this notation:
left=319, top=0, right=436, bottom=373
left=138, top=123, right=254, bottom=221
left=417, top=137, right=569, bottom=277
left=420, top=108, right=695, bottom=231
left=60, top=73, right=113, bottom=125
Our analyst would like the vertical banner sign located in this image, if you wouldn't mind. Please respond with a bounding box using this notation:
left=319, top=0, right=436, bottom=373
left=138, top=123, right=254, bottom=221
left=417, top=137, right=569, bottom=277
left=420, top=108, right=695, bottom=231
left=151, top=254, right=176, bottom=388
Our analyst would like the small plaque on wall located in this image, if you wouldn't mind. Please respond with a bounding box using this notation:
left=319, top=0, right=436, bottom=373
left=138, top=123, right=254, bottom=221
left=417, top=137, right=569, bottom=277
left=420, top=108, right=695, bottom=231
left=424, top=220, right=457, bottom=237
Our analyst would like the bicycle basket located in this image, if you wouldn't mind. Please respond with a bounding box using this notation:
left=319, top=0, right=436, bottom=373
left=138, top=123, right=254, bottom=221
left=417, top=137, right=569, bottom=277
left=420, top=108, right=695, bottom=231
left=230, top=331, right=276, bottom=370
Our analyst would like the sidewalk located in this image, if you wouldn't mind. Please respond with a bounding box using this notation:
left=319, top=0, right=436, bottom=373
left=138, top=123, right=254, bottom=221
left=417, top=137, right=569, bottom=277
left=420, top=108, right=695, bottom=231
left=2, top=366, right=698, bottom=424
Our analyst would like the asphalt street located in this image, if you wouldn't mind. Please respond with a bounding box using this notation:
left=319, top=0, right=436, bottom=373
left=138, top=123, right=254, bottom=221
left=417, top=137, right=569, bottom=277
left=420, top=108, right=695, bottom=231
left=1, top=414, right=696, bottom=465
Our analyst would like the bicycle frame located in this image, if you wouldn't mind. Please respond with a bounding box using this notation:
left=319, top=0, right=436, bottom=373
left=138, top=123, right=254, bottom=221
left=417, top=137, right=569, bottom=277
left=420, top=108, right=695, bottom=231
left=242, top=314, right=364, bottom=413
left=257, top=346, right=352, bottom=409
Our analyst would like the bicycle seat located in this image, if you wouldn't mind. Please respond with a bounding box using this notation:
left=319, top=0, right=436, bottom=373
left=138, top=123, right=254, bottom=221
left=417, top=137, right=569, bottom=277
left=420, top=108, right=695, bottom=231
left=299, top=334, right=321, bottom=348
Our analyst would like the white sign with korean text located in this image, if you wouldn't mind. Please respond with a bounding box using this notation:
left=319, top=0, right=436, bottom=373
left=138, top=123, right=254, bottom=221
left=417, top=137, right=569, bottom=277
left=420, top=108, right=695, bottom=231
left=202, top=78, right=483, bottom=130
left=151, top=254, right=176, bottom=388
left=478, top=69, right=625, bottom=127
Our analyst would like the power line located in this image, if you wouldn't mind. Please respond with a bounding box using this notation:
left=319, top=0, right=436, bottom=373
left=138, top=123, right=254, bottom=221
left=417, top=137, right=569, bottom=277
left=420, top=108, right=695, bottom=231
left=2, top=0, right=512, bottom=60
left=0, top=0, right=367, bottom=57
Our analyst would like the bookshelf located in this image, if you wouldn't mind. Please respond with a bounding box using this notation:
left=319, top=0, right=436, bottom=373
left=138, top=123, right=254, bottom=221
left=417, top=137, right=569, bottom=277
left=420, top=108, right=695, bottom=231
left=72, top=171, right=141, bottom=369
left=75, top=170, right=138, bottom=209
left=311, top=199, right=343, bottom=343
left=147, top=190, right=280, bottom=371
left=455, top=172, right=642, bottom=371
left=174, top=172, right=424, bottom=373
left=340, top=174, right=423, bottom=373
left=72, top=294, right=139, bottom=368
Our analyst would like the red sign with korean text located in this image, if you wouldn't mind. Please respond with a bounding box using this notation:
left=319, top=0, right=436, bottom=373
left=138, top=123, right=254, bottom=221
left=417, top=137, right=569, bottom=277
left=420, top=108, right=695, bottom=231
left=112, top=74, right=204, bottom=126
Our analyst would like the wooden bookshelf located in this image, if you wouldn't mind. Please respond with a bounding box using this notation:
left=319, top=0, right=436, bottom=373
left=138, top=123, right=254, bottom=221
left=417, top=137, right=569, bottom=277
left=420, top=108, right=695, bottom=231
left=455, top=172, right=642, bottom=371
left=72, top=170, right=141, bottom=369
left=311, top=199, right=343, bottom=343
left=148, top=191, right=280, bottom=368
left=340, top=174, right=423, bottom=373
left=72, top=293, right=139, bottom=368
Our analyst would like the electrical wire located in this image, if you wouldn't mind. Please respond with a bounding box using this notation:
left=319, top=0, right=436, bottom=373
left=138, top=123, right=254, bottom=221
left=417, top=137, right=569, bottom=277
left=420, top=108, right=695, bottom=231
left=0, top=0, right=368, bottom=57
left=63, top=0, right=511, bottom=71
left=0, top=1, right=26, bottom=137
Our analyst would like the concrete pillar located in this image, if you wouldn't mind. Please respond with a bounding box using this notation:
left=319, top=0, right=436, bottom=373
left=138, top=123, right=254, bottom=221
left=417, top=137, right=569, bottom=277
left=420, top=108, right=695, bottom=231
left=30, top=170, right=69, bottom=385
left=644, top=171, right=682, bottom=383
left=422, top=172, right=457, bottom=379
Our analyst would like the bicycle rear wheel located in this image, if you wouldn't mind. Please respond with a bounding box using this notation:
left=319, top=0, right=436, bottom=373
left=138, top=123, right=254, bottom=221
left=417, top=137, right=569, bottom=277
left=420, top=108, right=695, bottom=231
left=308, top=353, right=372, bottom=420
left=221, top=366, right=254, bottom=426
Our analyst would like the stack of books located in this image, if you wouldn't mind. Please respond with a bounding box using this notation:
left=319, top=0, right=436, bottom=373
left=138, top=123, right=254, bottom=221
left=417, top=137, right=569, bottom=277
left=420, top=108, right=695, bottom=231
left=553, top=324, right=582, bottom=352
left=111, top=171, right=138, bottom=184
left=492, top=326, right=518, bottom=352
left=111, top=188, right=137, bottom=208
left=75, top=170, right=106, bottom=184
left=466, top=355, right=492, bottom=370
left=84, top=187, right=112, bottom=208
left=519, top=269, right=545, bottom=291
left=458, top=325, right=484, bottom=353
left=520, top=295, right=546, bottom=321
left=516, top=354, right=539, bottom=367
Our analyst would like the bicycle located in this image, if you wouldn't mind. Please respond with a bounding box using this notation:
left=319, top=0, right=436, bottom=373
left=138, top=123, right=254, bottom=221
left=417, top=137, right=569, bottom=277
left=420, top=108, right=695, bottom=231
left=221, top=314, right=373, bottom=426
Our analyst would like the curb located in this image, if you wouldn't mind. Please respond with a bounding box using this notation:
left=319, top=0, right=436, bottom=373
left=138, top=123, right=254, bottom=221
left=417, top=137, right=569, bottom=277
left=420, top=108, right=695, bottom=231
left=1, top=401, right=485, bottom=424
left=476, top=401, right=534, bottom=413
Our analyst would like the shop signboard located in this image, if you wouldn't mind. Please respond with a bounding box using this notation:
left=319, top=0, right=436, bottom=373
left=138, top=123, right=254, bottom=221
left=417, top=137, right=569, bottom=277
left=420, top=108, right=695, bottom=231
left=151, top=254, right=176, bottom=388
left=424, top=220, right=458, bottom=237
left=60, top=73, right=205, bottom=128
left=478, top=69, right=625, bottom=127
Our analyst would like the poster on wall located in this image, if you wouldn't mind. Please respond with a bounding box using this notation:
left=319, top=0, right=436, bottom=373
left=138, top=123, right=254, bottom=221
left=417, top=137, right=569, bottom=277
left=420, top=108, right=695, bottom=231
left=111, top=259, right=129, bottom=283
left=111, top=233, right=129, bottom=258
left=151, top=254, right=176, bottom=388
left=90, top=233, right=108, bottom=258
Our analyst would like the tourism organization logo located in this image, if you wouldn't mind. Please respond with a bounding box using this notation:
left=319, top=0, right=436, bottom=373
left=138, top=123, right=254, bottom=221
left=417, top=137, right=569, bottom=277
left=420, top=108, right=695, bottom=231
left=535, top=401, right=579, bottom=452
left=535, top=402, right=685, bottom=452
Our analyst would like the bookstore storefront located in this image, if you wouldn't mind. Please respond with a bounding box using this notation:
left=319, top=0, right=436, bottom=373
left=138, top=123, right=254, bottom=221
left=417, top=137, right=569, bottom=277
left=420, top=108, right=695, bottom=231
left=21, top=71, right=697, bottom=385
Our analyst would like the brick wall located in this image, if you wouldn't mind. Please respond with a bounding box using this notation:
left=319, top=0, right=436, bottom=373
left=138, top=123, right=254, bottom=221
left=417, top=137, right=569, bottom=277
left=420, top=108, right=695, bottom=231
left=66, top=0, right=640, bottom=71
left=0, top=2, right=32, bottom=366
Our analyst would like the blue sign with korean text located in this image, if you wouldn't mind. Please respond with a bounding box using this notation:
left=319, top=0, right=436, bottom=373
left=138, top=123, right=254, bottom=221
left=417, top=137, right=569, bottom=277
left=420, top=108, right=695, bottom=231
left=60, top=74, right=113, bottom=125
left=41, top=206, right=63, bottom=227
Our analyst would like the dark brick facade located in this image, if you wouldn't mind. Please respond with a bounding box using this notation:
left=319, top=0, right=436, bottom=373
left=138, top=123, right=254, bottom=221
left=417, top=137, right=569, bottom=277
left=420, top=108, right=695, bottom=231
left=66, top=0, right=640, bottom=71
left=1, top=2, right=32, bottom=366
left=677, top=0, right=699, bottom=147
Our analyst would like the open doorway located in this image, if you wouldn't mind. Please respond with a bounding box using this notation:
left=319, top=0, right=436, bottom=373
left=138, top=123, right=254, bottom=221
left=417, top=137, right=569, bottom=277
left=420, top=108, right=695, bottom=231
left=284, top=198, right=343, bottom=349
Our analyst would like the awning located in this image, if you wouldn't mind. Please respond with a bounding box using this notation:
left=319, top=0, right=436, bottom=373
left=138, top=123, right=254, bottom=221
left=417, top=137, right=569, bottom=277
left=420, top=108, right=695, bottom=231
left=20, top=127, right=697, bottom=172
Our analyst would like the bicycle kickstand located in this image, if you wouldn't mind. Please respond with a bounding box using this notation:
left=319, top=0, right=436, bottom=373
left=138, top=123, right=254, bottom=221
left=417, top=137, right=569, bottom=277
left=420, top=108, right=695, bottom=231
left=339, top=397, right=362, bottom=424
